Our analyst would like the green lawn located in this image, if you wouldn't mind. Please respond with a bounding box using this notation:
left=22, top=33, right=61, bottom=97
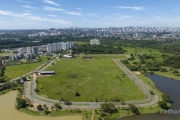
left=73, top=41, right=87, bottom=45
left=123, top=47, right=162, bottom=55
left=0, top=52, right=13, bottom=56
left=37, top=56, right=145, bottom=102
left=5, top=56, right=47, bottom=79
left=76, top=54, right=127, bottom=60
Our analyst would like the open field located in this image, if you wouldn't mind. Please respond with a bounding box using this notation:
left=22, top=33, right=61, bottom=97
left=37, top=55, right=145, bottom=102
left=123, top=47, right=162, bottom=55
left=5, top=56, right=47, bottom=79
left=75, top=54, right=127, bottom=60
left=73, top=41, right=87, bottom=45
left=0, top=52, right=13, bottom=56
left=0, top=91, right=82, bottom=120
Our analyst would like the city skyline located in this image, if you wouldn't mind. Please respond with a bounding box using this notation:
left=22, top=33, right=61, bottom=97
left=0, top=0, right=180, bottom=29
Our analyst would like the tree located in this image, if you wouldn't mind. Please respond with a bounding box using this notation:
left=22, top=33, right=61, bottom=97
left=158, top=101, right=169, bottom=110
left=43, top=104, right=46, bottom=108
left=37, top=105, right=43, bottom=111
left=162, top=94, right=170, bottom=103
left=54, top=103, right=62, bottom=109
left=44, top=109, right=50, bottom=115
left=34, top=88, right=39, bottom=92
left=129, top=104, right=140, bottom=115
left=22, top=77, right=27, bottom=81
left=0, top=77, right=6, bottom=83
left=16, top=98, right=26, bottom=109
left=75, top=92, right=81, bottom=97
left=100, top=103, right=117, bottom=114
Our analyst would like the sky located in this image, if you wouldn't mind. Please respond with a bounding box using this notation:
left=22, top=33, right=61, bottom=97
left=0, top=0, right=180, bottom=29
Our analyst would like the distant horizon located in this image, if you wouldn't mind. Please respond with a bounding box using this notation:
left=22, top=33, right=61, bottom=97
left=0, top=26, right=180, bottom=30
left=1, top=0, right=180, bottom=29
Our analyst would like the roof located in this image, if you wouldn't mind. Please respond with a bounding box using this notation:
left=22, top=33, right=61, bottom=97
left=40, top=71, right=55, bottom=74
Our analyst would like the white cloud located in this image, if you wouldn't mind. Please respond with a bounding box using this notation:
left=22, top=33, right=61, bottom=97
left=76, top=8, right=82, bottom=10
left=89, top=13, right=99, bottom=17
left=43, top=6, right=81, bottom=16
left=113, top=14, right=133, bottom=19
left=0, top=10, right=72, bottom=25
left=48, top=14, right=57, bottom=17
left=44, top=0, right=59, bottom=6
left=43, top=6, right=64, bottom=11
left=22, top=5, right=38, bottom=9
left=63, top=11, right=81, bottom=16
left=115, top=6, right=144, bottom=11
left=24, top=10, right=31, bottom=13
left=16, top=0, right=30, bottom=4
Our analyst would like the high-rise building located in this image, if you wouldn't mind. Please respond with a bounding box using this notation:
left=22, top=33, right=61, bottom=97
left=62, top=42, right=67, bottom=50
left=27, top=47, right=32, bottom=54
left=32, top=47, right=38, bottom=55
left=47, top=44, right=52, bottom=53
left=47, top=42, right=75, bottom=53
left=52, top=43, right=57, bottom=52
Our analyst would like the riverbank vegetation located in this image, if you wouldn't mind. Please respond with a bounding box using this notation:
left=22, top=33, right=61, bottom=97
left=121, top=47, right=180, bottom=80
left=93, top=103, right=163, bottom=120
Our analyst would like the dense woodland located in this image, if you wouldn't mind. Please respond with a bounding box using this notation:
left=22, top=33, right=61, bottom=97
left=72, top=44, right=126, bottom=54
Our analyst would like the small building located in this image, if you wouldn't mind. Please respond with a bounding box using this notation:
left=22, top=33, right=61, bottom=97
left=40, top=71, right=55, bottom=75
left=90, top=38, right=100, bottom=45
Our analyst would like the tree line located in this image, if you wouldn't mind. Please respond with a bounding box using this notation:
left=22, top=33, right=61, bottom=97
left=72, top=44, right=126, bottom=54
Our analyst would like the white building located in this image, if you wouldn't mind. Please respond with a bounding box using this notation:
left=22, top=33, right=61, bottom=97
left=47, top=44, right=52, bottom=53
left=47, top=42, right=75, bottom=53
left=27, top=47, right=32, bottom=54
left=90, top=38, right=100, bottom=45
left=52, top=43, right=57, bottom=52
left=32, top=47, right=38, bottom=55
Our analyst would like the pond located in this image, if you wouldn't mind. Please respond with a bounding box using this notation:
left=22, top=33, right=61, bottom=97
left=119, top=74, right=180, bottom=120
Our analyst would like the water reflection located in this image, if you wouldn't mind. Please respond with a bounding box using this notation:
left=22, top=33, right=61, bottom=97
left=118, top=74, right=180, bottom=120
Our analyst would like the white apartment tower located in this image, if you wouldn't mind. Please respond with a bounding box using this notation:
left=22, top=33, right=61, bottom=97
left=47, top=44, right=52, bottom=53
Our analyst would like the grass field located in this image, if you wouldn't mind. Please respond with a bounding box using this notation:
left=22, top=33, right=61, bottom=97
left=123, top=47, right=162, bottom=55
left=0, top=52, right=13, bottom=56
left=73, top=41, right=87, bottom=45
left=76, top=54, right=127, bottom=59
left=5, top=56, right=47, bottom=79
left=37, top=55, right=145, bottom=102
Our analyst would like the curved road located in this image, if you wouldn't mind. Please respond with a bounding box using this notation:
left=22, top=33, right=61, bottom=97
left=24, top=59, right=159, bottom=109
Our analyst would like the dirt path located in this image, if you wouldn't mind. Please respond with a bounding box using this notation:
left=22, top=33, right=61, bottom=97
left=91, top=110, right=95, bottom=120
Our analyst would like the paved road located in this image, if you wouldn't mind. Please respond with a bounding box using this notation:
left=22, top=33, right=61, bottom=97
left=0, top=55, right=57, bottom=86
left=24, top=59, right=159, bottom=109
left=113, top=59, right=158, bottom=105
